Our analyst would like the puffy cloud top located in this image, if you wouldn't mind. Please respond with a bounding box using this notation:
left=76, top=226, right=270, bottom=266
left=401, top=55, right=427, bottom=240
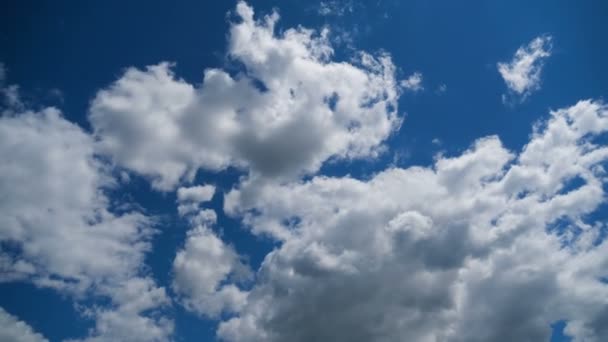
left=219, top=100, right=608, bottom=342
left=0, top=104, right=172, bottom=341
left=89, top=1, right=402, bottom=191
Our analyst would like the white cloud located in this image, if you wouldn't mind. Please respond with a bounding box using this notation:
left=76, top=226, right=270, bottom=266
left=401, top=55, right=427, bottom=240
left=0, top=308, right=48, bottom=342
left=177, top=185, right=215, bottom=203
left=219, top=100, right=608, bottom=341
left=177, top=185, right=216, bottom=216
left=401, top=72, right=423, bottom=92
left=72, top=278, right=173, bottom=342
left=498, top=35, right=552, bottom=100
left=172, top=223, right=252, bottom=318
left=0, top=100, right=172, bottom=341
left=3, top=3, right=603, bottom=342
left=318, top=1, right=354, bottom=16
left=89, top=1, right=401, bottom=191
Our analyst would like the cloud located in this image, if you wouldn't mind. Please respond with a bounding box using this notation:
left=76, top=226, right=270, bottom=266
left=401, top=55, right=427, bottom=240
left=498, top=35, right=552, bottom=101
left=172, top=223, right=252, bottom=318
left=401, top=72, right=423, bottom=92
left=219, top=100, right=608, bottom=341
left=177, top=184, right=216, bottom=216
left=0, top=98, right=172, bottom=341
left=0, top=308, right=48, bottom=342
left=172, top=187, right=252, bottom=318
left=71, top=278, right=173, bottom=342
left=89, top=1, right=401, bottom=191
left=0, top=62, right=5, bottom=84
left=318, top=1, right=354, bottom=16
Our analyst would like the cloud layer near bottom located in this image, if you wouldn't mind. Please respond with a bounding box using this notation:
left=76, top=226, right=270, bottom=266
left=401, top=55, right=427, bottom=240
left=212, top=100, right=608, bottom=342
left=2, top=91, right=608, bottom=342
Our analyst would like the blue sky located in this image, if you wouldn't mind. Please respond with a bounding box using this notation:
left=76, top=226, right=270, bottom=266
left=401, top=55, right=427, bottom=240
left=1, top=1, right=608, bottom=341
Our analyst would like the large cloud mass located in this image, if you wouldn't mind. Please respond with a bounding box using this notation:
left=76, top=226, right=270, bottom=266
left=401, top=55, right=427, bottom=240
left=89, top=2, right=401, bottom=190
left=2, top=2, right=607, bottom=342
left=220, top=100, right=608, bottom=342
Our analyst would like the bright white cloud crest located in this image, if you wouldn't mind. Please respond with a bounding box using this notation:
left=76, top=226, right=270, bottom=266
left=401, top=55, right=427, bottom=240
left=1, top=2, right=608, bottom=342
left=89, top=1, right=401, bottom=191
left=0, top=102, right=172, bottom=340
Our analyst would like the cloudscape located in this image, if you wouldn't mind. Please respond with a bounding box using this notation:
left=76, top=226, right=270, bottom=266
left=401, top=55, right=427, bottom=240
left=1, top=1, right=608, bottom=341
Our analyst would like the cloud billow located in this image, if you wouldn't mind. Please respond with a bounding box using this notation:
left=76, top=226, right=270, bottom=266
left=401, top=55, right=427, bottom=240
left=221, top=100, right=608, bottom=342
left=2, top=2, right=608, bottom=342
left=89, top=2, right=402, bottom=191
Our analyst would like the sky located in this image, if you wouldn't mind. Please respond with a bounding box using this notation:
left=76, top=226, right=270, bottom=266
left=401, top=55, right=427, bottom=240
left=1, top=0, right=608, bottom=341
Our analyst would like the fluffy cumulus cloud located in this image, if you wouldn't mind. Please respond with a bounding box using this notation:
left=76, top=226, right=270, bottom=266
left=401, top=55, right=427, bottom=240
left=498, top=35, right=552, bottom=100
left=0, top=62, right=6, bottom=84
left=89, top=1, right=402, bottom=191
left=3, top=2, right=606, bottom=342
left=0, top=95, right=172, bottom=341
left=0, top=308, right=48, bottom=342
left=177, top=185, right=216, bottom=203
left=172, top=223, right=252, bottom=318
left=172, top=185, right=251, bottom=318
left=219, top=100, right=608, bottom=341
left=74, top=277, right=172, bottom=342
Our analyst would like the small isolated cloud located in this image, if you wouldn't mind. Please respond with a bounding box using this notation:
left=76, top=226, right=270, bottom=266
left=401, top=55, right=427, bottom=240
left=498, top=35, right=552, bottom=101
left=401, top=72, right=424, bottom=92
left=0, top=96, right=172, bottom=341
left=172, top=224, right=252, bottom=318
left=318, top=1, right=354, bottom=16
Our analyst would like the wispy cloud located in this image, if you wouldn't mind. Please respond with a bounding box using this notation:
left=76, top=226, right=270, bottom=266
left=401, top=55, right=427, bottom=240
left=318, top=0, right=354, bottom=16
left=498, top=35, right=552, bottom=102
left=401, top=72, right=424, bottom=92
